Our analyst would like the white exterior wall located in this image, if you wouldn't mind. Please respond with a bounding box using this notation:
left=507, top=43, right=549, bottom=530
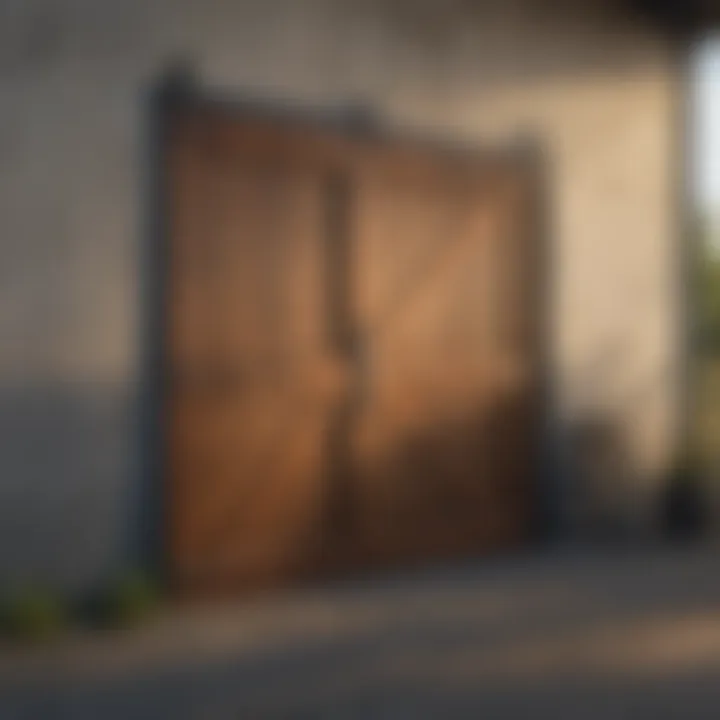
left=0, top=0, right=684, bottom=589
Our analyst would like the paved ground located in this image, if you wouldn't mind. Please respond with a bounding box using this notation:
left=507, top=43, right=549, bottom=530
left=3, top=547, right=720, bottom=718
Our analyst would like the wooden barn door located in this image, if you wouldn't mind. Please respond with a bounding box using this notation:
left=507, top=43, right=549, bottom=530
left=164, top=107, right=539, bottom=594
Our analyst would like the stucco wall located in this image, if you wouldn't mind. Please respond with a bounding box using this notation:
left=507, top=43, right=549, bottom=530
left=0, top=0, right=684, bottom=590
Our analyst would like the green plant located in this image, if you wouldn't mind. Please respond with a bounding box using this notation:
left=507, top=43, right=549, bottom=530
left=0, top=588, right=69, bottom=641
left=96, top=571, right=161, bottom=628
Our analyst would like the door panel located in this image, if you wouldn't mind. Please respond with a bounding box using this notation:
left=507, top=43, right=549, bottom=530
left=349, top=149, right=536, bottom=567
left=166, top=115, right=343, bottom=592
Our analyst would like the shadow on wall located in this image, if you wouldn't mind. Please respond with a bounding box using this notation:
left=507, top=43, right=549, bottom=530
left=0, top=382, right=138, bottom=594
left=354, top=0, right=683, bottom=90
left=566, top=414, right=642, bottom=540
left=564, top=412, right=700, bottom=544
left=557, top=339, right=694, bottom=544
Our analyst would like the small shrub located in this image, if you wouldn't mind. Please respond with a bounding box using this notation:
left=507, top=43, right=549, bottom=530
left=83, top=571, right=161, bottom=629
left=0, top=572, right=163, bottom=639
left=109, top=571, right=160, bottom=626
left=0, top=588, right=69, bottom=641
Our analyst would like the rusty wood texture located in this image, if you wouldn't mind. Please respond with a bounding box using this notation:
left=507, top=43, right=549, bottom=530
left=164, top=105, right=541, bottom=595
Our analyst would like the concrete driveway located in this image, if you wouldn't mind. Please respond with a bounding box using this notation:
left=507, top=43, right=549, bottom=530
left=3, top=547, right=720, bottom=719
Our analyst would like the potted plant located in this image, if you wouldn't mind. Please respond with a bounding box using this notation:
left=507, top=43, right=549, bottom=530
left=662, top=454, right=708, bottom=542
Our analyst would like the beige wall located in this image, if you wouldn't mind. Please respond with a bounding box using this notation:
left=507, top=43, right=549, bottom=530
left=0, top=0, right=684, bottom=589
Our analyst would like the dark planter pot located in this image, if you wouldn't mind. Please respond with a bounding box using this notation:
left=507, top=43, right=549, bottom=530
left=662, top=479, right=708, bottom=542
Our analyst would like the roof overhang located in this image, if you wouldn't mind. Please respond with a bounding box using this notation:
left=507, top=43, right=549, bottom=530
left=623, top=0, right=720, bottom=33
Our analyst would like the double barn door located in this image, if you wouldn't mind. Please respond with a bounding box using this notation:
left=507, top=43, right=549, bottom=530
left=165, top=106, right=539, bottom=593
